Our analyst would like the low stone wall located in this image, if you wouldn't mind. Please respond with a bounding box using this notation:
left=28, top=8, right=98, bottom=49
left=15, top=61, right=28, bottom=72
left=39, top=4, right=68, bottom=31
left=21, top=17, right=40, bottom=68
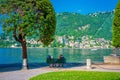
left=104, top=56, right=120, bottom=64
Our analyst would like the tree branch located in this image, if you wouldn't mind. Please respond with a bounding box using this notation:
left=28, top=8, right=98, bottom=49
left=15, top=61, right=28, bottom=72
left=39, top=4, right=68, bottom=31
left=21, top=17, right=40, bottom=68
left=13, top=27, right=22, bottom=43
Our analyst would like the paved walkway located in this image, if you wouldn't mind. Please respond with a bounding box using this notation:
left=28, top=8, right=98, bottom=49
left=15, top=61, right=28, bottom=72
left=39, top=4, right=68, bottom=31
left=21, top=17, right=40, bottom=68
left=0, top=64, right=120, bottom=80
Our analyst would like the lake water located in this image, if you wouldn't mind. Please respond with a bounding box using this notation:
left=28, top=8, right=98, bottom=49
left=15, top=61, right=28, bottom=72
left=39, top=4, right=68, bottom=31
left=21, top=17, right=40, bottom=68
left=1, top=48, right=120, bottom=66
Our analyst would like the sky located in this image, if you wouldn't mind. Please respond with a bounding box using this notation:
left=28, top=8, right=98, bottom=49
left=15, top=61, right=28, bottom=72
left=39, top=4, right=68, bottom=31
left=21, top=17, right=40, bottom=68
left=50, top=0, right=118, bottom=14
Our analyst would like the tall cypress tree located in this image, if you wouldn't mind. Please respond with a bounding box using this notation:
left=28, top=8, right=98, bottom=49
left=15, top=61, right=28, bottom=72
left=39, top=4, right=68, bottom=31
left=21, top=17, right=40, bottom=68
left=112, top=0, right=120, bottom=54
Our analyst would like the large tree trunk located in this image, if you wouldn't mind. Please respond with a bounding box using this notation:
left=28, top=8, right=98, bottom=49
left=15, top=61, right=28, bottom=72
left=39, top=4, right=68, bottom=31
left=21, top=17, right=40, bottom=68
left=21, top=40, right=28, bottom=69
left=13, top=31, right=28, bottom=69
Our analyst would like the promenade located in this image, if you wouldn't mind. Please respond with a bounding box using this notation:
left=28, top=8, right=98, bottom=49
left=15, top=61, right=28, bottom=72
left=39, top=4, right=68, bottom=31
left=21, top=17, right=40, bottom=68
left=0, top=63, right=120, bottom=80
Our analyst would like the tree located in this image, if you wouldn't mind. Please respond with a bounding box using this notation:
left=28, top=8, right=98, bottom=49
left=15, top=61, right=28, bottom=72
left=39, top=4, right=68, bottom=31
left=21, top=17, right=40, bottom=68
left=0, top=0, right=56, bottom=69
left=112, top=0, right=120, bottom=54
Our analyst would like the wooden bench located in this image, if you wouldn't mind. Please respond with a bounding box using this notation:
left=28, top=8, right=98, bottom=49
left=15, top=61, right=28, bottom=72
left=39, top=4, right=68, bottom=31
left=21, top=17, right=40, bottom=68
left=46, top=58, right=66, bottom=67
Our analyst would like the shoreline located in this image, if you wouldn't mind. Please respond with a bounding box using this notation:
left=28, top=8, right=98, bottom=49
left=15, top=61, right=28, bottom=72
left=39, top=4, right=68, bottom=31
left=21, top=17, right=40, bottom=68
left=0, top=47, right=114, bottom=49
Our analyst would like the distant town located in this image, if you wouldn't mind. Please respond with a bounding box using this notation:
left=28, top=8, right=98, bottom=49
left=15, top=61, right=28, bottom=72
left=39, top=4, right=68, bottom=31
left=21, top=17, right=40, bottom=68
left=51, top=35, right=113, bottom=48
left=0, top=11, right=114, bottom=49
left=0, top=33, right=113, bottom=48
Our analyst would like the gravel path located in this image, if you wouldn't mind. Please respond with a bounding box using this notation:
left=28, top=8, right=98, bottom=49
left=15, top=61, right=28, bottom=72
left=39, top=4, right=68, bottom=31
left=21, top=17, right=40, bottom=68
left=0, top=64, right=120, bottom=80
left=0, top=67, right=54, bottom=80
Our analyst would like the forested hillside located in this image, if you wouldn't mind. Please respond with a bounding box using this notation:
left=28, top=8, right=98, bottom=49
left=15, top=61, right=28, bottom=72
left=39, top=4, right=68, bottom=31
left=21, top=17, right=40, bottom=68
left=0, top=11, right=114, bottom=47
left=56, top=11, right=114, bottom=40
left=0, top=11, right=114, bottom=40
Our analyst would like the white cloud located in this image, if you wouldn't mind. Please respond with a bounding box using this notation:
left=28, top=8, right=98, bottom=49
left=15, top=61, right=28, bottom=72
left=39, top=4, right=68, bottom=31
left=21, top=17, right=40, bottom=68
left=77, top=9, right=82, bottom=13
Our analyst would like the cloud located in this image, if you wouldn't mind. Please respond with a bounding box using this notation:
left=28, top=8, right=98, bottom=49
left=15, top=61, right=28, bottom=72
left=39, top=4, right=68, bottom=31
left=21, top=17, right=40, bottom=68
left=77, top=9, right=82, bottom=13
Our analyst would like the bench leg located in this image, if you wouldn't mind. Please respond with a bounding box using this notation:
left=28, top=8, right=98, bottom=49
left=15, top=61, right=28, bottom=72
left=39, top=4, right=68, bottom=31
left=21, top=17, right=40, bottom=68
left=49, top=64, right=54, bottom=67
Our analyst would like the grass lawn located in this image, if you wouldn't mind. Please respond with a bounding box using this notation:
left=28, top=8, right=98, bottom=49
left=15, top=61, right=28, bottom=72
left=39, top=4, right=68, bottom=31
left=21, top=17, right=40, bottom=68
left=29, top=71, right=120, bottom=80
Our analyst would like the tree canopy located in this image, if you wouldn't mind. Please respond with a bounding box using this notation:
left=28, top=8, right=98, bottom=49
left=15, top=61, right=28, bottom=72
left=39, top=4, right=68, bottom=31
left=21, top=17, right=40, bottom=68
left=112, top=0, right=120, bottom=47
left=0, top=0, right=56, bottom=46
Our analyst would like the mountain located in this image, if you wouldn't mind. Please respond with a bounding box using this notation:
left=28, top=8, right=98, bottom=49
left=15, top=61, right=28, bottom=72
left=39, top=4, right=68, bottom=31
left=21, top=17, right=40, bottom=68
left=55, top=11, right=114, bottom=40
left=0, top=11, right=114, bottom=40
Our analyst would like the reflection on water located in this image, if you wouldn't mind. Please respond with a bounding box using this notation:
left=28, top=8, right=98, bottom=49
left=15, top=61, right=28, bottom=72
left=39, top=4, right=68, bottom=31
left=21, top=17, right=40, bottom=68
left=0, top=48, right=120, bottom=65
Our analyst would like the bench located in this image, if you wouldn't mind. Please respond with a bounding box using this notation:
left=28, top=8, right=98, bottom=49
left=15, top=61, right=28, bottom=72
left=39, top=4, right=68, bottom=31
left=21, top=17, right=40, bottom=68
left=46, top=57, right=66, bottom=67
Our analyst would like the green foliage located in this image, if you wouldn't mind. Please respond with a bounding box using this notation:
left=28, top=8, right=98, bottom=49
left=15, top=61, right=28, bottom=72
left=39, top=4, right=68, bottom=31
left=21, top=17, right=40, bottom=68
left=56, top=12, right=114, bottom=40
left=112, top=0, right=120, bottom=47
left=30, top=71, right=120, bottom=80
left=0, top=0, right=56, bottom=46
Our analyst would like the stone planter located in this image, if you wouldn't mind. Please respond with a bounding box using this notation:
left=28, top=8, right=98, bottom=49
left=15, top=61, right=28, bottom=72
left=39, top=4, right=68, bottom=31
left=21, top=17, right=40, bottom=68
left=104, top=56, right=120, bottom=64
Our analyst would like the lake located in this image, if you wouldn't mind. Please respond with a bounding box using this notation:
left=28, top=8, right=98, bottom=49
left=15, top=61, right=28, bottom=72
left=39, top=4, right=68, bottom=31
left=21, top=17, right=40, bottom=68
left=1, top=48, right=120, bottom=66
